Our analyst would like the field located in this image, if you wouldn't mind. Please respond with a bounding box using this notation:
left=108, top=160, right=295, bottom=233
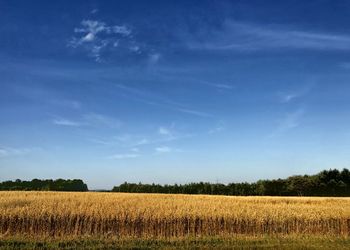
left=0, top=191, right=350, bottom=249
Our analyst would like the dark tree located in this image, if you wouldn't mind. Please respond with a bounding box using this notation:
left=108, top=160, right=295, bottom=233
left=112, top=168, right=350, bottom=197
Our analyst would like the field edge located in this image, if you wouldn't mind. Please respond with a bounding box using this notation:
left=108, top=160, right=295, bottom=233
left=1, top=235, right=349, bottom=249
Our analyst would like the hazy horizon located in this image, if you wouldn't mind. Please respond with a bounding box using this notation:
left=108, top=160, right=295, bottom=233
left=1, top=0, right=350, bottom=189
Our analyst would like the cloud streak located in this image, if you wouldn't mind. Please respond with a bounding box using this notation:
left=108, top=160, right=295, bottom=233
left=82, top=113, right=122, bottom=128
left=108, top=153, right=140, bottom=159
left=52, top=113, right=122, bottom=128
left=113, top=83, right=213, bottom=118
left=188, top=21, right=350, bottom=52
left=268, top=109, right=305, bottom=138
left=155, top=146, right=171, bottom=153
left=50, top=99, right=82, bottom=109
left=0, top=146, right=38, bottom=158
left=279, top=109, right=304, bottom=131
left=176, top=108, right=212, bottom=118
left=52, top=118, right=82, bottom=127
left=278, top=83, right=315, bottom=103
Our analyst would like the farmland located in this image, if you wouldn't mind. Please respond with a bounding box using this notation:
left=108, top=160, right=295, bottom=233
left=0, top=191, right=350, bottom=248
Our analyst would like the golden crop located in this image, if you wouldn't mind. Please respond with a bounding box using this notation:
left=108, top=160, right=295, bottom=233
left=0, top=191, right=349, bottom=239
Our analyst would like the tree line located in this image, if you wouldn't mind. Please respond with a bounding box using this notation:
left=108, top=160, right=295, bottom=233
left=1, top=169, right=349, bottom=196
left=112, top=168, right=350, bottom=196
left=0, top=179, right=88, bottom=191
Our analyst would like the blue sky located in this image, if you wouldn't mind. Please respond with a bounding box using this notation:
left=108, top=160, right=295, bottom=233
left=1, top=0, right=350, bottom=189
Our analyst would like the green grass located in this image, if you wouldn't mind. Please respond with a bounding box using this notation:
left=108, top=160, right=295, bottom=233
left=0, top=236, right=349, bottom=249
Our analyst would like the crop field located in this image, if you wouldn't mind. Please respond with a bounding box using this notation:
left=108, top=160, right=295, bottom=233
left=0, top=191, right=350, bottom=248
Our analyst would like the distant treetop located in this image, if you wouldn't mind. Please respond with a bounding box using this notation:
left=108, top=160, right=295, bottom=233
left=0, top=179, right=88, bottom=191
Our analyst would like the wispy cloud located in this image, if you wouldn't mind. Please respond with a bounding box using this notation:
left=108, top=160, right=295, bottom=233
left=197, top=80, right=234, bottom=90
left=268, top=109, right=305, bottom=138
left=155, top=146, right=172, bottom=153
left=280, top=109, right=304, bottom=130
left=155, top=146, right=184, bottom=154
left=148, top=53, right=161, bottom=65
left=108, top=153, right=140, bottom=159
left=50, top=99, right=82, bottom=109
left=69, top=19, right=135, bottom=62
left=90, top=135, right=149, bottom=147
left=11, top=82, right=82, bottom=111
left=52, top=113, right=121, bottom=128
left=176, top=108, right=213, bottom=118
left=73, top=20, right=131, bottom=43
left=150, top=71, right=235, bottom=92
left=278, top=84, right=315, bottom=103
left=52, top=118, right=81, bottom=127
left=208, top=121, right=225, bottom=134
left=280, top=93, right=300, bottom=103
left=132, top=138, right=150, bottom=146
left=0, top=146, right=39, bottom=158
left=89, top=126, right=194, bottom=150
left=159, top=126, right=171, bottom=136
left=157, top=125, right=192, bottom=141
left=82, top=113, right=122, bottom=128
left=188, top=21, right=350, bottom=51
left=131, top=147, right=139, bottom=152
left=90, top=9, right=98, bottom=14
left=113, top=83, right=213, bottom=118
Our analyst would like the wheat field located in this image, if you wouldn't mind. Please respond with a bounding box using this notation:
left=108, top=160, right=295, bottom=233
left=0, top=191, right=350, bottom=240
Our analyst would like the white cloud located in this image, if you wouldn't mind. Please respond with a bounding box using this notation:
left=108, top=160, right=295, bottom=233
left=82, top=113, right=122, bottom=128
left=50, top=100, right=81, bottom=109
left=88, top=138, right=112, bottom=145
left=159, top=127, right=170, bottom=135
left=90, top=130, right=193, bottom=150
left=69, top=19, right=133, bottom=62
left=111, top=26, right=132, bottom=36
left=197, top=80, right=234, bottom=90
left=211, top=83, right=233, bottom=90
left=280, top=93, right=299, bottom=103
left=91, top=9, right=98, bottom=14
left=129, top=45, right=141, bottom=53
left=176, top=108, right=213, bottom=118
left=278, top=84, right=315, bottom=103
left=52, top=113, right=121, bottom=128
left=74, top=20, right=131, bottom=43
left=131, top=147, right=139, bottom=152
left=52, top=118, right=81, bottom=127
left=108, top=153, right=140, bottom=159
left=82, top=32, right=95, bottom=42
left=134, top=138, right=149, bottom=146
left=90, top=40, right=109, bottom=62
left=149, top=53, right=161, bottom=64
left=155, top=146, right=171, bottom=153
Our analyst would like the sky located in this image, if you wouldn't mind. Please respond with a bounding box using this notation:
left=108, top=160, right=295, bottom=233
left=1, top=0, right=350, bottom=189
